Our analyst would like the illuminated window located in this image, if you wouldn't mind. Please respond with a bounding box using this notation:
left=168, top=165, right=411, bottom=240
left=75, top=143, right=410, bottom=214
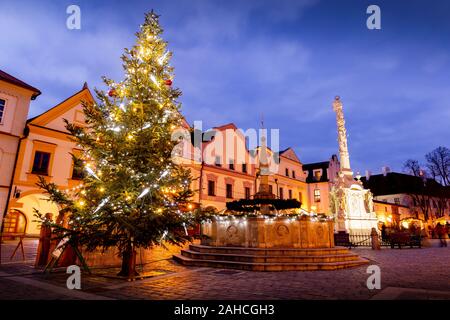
left=314, top=189, right=321, bottom=202
left=394, top=198, right=400, bottom=205
left=314, top=170, right=322, bottom=181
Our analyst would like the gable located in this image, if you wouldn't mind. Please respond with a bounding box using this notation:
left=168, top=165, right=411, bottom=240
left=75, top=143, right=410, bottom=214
left=29, top=86, right=93, bottom=132
left=280, top=147, right=301, bottom=163
left=202, top=124, right=253, bottom=165
left=45, top=102, right=86, bottom=132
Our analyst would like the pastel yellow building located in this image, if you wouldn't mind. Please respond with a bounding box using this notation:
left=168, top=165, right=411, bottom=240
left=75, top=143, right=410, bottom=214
left=5, top=84, right=92, bottom=235
left=0, top=70, right=40, bottom=234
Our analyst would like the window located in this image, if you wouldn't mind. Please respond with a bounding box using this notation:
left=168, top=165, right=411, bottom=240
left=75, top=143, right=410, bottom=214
left=292, top=171, right=296, bottom=179
left=242, top=163, right=247, bottom=173
left=285, top=168, right=289, bottom=177
left=298, top=192, right=302, bottom=202
left=229, top=159, right=234, bottom=170
left=314, top=170, right=322, bottom=181
left=269, top=185, right=273, bottom=194
left=394, top=198, right=400, bottom=205
left=314, top=189, right=321, bottom=202
left=288, top=189, right=292, bottom=199
left=0, top=99, right=5, bottom=123
left=226, top=184, right=233, bottom=199
left=245, top=187, right=250, bottom=200
left=279, top=187, right=284, bottom=199
left=207, top=180, right=215, bottom=196
left=71, top=158, right=84, bottom=180
left=215, top=156, right=221, bottom=167
left=32, top=151, right=51, bottom=175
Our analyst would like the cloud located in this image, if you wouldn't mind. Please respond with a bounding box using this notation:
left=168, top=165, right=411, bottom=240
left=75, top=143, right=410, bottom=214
left=1, top=0, right=448, bottom=174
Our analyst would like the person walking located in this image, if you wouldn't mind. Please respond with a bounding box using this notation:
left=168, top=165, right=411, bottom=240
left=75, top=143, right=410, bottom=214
left=381, top=223, right=387, bottom=242
left=436, top=223, right=448, bottom=247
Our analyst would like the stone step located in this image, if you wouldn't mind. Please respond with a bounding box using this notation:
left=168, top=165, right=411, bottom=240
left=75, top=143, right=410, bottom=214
left=181, top=250, right=360, bottom=263
left=189, top=244, right=351, bottom=256
left=173, top=254, right=369, bottom=271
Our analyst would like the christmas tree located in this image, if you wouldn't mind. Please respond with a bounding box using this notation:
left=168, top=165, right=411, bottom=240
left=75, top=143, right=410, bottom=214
left=37, top=11, right=198, bottom=277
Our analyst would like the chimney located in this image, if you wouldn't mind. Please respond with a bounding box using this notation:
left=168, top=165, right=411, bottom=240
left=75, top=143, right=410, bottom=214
left=382, top=166, right=391, bottom=176
left=365, top=170, right=372, bottom=180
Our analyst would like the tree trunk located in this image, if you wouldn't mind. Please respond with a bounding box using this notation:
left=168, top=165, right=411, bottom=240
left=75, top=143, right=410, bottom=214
left=117, top=243, right=139, bottom=278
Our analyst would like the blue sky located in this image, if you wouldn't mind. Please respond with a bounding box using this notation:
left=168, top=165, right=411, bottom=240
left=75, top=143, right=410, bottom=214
left=1, top=0, right=449, bottom=174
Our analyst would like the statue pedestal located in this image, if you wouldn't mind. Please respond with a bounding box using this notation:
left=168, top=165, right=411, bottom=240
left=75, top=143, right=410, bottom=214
left=331, top=180, right=378, bottom=235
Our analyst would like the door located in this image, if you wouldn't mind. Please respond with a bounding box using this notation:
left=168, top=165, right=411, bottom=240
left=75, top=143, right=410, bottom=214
left=3, top=210, right=27, bottom=237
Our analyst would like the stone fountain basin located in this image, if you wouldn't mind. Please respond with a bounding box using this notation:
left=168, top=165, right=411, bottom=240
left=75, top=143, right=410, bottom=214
left=201, top=216, right=335, bottom=249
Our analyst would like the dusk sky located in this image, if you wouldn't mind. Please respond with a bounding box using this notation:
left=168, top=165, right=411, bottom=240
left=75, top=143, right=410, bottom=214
left=1, top=0, right=449, bottom=175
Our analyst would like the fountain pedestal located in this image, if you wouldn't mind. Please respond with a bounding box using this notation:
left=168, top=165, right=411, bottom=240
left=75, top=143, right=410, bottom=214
left=201, top=217, right=334, bottom=248
left=173, top=215, right=369, bottom=271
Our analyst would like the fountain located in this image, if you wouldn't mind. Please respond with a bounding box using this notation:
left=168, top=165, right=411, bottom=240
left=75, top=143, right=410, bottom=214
left=174, top=129, right=369, bottom=271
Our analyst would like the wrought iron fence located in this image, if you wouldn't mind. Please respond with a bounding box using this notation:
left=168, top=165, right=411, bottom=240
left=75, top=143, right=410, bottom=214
left=334, top=232, right=391, bottom=248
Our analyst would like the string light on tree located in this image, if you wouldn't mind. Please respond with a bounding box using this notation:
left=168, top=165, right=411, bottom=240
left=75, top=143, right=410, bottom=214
left=35, top=10, right=198, bottom=279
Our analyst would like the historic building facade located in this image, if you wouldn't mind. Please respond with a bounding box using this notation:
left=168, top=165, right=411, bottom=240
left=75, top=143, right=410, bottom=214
left=362, top=171, right=450, bottom=229
left=3, top=84, right=91, bottom=235
left=4, top=77, right=446, bottom=237
left=0, top=70, right=41, bottom=234
left=1, top=84, right=343, bottom=236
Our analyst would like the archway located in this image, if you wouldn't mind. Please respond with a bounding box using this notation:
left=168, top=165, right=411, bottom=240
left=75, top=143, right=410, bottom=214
left=8, top=191, right=60, bottom=236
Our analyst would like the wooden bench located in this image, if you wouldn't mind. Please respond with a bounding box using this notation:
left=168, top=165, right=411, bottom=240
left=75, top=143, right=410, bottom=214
left=388, top=232, right=422, bottom=249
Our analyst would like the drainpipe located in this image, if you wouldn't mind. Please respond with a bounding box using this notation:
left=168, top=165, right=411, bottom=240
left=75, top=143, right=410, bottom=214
left=275, top=178, right=279, bottom=198
left=197, top=161, right=204, bottom=238
left=1, top=126, right=29, bottom=233
left=254, top=170, right=259, bottom=197
left=198, top=161, right=204, bottom=204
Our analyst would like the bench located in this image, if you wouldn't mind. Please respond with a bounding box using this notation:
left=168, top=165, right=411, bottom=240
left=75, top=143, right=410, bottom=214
left=388, top=232, right=422, bottom=249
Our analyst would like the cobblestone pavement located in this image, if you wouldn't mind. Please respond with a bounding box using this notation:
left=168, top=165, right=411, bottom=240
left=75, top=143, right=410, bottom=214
left=0, top=240, right=449, bottom=300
